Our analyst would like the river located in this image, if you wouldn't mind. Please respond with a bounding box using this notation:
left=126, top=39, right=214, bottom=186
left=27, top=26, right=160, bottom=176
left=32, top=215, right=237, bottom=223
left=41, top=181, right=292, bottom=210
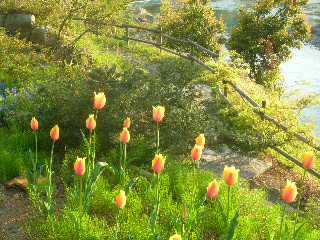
left=211, top=0, right=320, bottom=136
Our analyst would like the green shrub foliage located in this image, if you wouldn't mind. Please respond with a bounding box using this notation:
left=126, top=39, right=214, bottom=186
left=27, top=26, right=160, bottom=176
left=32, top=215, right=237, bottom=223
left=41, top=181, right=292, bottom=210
left=159, top=0, right=225, bottom=60
left=228, top=0, right=311, bottom=86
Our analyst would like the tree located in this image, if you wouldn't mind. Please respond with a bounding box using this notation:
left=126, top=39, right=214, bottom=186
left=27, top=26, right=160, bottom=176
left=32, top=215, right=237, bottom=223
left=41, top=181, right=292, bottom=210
left=228, top=0, right=311, bottom=86
left=159, top=0, right=225, bottom=60
left=0, top=0, right=131, bottom=45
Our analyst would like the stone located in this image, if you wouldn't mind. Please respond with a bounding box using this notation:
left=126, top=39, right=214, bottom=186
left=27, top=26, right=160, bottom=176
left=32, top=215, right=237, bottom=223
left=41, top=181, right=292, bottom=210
left=30, top=27, right=58, bottom=47
left=201, top=147, right=272, bottom=180
left=194, top=83, right=215, bottom=102
left=0, top=15, right=5, bottom=27
left=4, top=14, right=35, bottom=32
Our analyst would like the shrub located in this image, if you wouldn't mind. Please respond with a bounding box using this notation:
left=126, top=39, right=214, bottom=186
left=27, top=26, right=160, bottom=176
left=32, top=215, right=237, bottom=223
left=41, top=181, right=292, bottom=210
left=159, top=0, right=225, bottom=60
left=228, top=0, right=311, bottom=86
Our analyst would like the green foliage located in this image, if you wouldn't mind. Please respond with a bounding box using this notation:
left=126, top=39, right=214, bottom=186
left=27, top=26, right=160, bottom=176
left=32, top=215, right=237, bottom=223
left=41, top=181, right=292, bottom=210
left=159, top=0, right=225, bottom=60
left=0, top=127, right=48, bottom=183
left=27, top=210, right=107, bottom=240
left=0, top=0, right=132, bottom=45
left=228, top=0, right=311, bottom=86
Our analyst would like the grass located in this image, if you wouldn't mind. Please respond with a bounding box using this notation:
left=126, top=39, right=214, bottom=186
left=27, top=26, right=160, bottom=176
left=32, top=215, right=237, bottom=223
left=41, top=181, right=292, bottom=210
left=26, top=158, right=320, bottom=239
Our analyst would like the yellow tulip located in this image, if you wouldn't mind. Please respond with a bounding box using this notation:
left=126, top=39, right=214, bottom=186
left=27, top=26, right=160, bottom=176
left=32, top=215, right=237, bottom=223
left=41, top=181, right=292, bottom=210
left=93, top=92, right=106, bottom=109
left=30, top=117, right=39, bottom=130
left=223, top=166, right=239, bottom=186
left=281, top=180, right=298, bottom=203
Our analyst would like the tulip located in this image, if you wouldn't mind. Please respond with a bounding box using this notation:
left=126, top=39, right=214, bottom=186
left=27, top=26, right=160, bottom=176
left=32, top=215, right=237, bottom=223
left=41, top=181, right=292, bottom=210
left=30, top=117, right=39, bottom=130
left=207, top=179, right=219, bottom=199
left=152, top=154, right=166, bottom=174
left=86, top=114, right=96, bottom=131
left=116, top=190, right=127, bottom=209
left=169, top=234, right=182, bottom=240
left=153, top=106, right=165, bottom=122
left=120, top=128, right=130, bottom=144
left=93, top=92, right=106, bottom=109
left=123, top=117, right=131, bottom=129
left=191, top=145, right=203, bottom=161
left=195, top=134, right=205, bottom=147
left=223, top=166, right=239, bottom=186
left=302, top=152, right=315, bottom=169
left=281, top=180, right=298, bottom=204
left=74, top=157, right=86, bottom=175
left=50, top=125, right=60, bottom=141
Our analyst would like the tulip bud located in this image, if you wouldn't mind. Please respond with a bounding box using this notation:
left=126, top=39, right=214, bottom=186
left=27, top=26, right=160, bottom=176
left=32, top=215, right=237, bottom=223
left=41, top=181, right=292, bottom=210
left=191, top=145, right=203, bottom=161
left=207, top=179, right=219, bottom=199
left=86, top=114, right=96, bottom=131
left=123, top=117, right=131, bottom=129
left=195, top=134, right=205, bottom=147
left=169, top=234, right=182, bottom=240
left=120, top=128, right=130, bottom=143
left=50, top=125, right=60, bottom=141
left=302, top=152, right=315, bottom=169
left=93, top=92, right=106, bottom=109
left=74, top=157, right=86, bottom=175
left=281, top=180, right=298, bottom=203
left=223, top=166, right=239, bottom=186
left=30, top=117, right=39, bottom=130
left=152, top=154, right=166, bottom=174
left=116, top=190, right=126, bottom=209
left=152, top=106, right=165, bottom=122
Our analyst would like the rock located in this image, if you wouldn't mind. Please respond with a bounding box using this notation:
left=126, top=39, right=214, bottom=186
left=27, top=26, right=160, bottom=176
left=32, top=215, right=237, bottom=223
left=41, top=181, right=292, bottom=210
left=30, top=27, right=58, bottom=47
left=194, top=83, right=215, bottom=102
left=201, top=148, right=272, bottom=180
left=0, top=15, right=5, bottom=27
left=4, top=14, right=35, bottom=32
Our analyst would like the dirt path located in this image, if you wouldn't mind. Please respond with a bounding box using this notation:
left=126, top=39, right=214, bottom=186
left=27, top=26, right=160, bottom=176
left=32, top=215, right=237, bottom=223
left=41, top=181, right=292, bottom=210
left=0, top=186, right=32, bottom=240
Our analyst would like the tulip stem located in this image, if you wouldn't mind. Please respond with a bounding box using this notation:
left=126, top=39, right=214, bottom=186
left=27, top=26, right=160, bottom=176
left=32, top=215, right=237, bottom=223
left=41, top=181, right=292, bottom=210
left=156, top=122, right=160, bottom=153
left=294, top=170, right=307, bottom=233
left=124, top=143, right=127, bottom=175
left=47, top=140, right=55, bottom=214
left=32, top=131, right=38, bottom=184
left=80, top=175, right=83, bottom=214
left=279, top=205, right=286, bottom=240
left=227, top=186, right=231, bottom=225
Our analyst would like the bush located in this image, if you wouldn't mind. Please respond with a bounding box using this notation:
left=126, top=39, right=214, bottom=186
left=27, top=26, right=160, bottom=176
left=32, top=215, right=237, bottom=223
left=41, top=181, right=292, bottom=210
left=228, top=0, right=311, bottom=86
left=159, top=0, right=225, bottom=60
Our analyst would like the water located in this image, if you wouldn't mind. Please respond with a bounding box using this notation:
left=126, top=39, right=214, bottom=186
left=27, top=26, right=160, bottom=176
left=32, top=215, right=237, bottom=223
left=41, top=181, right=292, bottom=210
left=212, top=0, right=320, bottom=136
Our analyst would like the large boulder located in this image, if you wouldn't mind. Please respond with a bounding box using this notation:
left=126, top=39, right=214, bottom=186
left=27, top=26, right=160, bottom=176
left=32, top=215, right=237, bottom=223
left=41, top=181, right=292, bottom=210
left=30, top=27, right=58, bottom=47
left=4, top=13, right=35, bottom=32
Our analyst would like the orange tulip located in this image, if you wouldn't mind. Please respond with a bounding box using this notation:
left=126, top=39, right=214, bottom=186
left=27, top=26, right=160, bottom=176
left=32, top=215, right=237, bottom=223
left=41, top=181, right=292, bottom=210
left=116, top=190, right=127, bottom=209
left=120, top=128, right=130, bottom=143
left=152, top=106, right=165, bottom=122
left=207, top=179, right=219, bottom=199
left=191, top=145, right=203, bottom=161
left=152, top=154, right=166, bottom=174
left=86, top=114, right=96, bottom=131
left=195, top=134, right=205, bottom=147
left=169, top=234, right=182, bottom=240
left=50, top=125, right=60, bottom=141
left=281, top=180, right=298, bottom=203
left=93, top=92, right=106, bottom=109
left=123, top=117, right=131, bottom=129
left=30, top=117, right=39, bottom=130
left=223, top=166, right=239, bottom=186
left=74, top=157, right=86, bottom=175
left=302, top=152, right=315, bottom=169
